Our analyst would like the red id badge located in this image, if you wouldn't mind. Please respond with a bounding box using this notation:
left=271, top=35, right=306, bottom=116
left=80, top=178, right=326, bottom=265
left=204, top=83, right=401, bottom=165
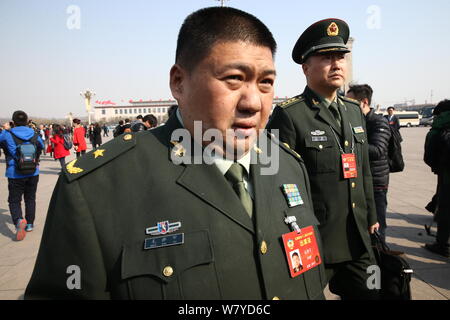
left=282, top=226, right=322, bottom=278
left=341, top=153, right=358, bottom=179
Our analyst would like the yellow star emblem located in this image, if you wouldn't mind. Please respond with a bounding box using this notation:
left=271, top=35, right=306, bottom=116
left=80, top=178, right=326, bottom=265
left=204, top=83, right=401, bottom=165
left=93, top=149, right=105, bottom=159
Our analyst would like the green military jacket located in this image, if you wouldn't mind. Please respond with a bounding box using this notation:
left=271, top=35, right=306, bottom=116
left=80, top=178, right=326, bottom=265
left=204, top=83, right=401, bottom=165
left=268, top=86, right=377, bottom=264
left=25, top=114, right=327, bottom=300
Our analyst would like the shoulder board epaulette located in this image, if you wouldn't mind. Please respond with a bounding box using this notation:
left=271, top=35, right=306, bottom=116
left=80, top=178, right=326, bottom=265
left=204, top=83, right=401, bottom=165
left=63, top=133, right=137, bottom=183
left=340, top=96, right=360, bottom=106
left=278, top=95, right=304, bottom=109
left=266, top=131, right=303, bottom=161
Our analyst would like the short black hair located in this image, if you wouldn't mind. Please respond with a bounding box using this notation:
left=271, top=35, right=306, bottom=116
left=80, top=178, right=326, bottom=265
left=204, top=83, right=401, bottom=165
left=292, top=252, right=299, bottom=258
left=347, top=84, right=373, bottom=106
left=12, top=110, right=28, bottom=126
left=137, top=115, right=143, bottom=120
left=387, top=107, right=395, bottom=111
left=125, top=119, right=130, bottom=123
left=119, top=120, right=124, bottom=125
left=143, top=114, right=158, bottom=127
left=433, top=99, right=450, bottom=116
left=175, top=7, right=277, bottom=71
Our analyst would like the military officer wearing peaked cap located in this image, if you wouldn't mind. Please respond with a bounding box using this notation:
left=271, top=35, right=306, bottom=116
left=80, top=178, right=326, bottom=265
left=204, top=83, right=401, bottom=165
left=25, top=7, right=327, bottom=300
left=268, top=18, right=380, bottom=300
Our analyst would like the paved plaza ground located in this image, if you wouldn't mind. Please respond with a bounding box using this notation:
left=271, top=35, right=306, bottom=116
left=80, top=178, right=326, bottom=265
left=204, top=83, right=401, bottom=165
left=0, top=127, right=448, bottom=300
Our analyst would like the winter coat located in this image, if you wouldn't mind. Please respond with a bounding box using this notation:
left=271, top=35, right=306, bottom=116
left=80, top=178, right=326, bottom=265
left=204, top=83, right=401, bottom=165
left=366, top=109, right=391, bottom=188
left=73, top=127, right=87, bottom=152
left=50, top=135, right=70, bottom=159
left=0, top=126, right=44, bottom=178
left=93, top=127, right=102, bottom=145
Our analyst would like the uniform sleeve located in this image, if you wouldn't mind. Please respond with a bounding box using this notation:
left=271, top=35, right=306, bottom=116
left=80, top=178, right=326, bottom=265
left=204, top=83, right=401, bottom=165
left=267, top=106, right=297, bottom=149
left=360, top=111, right=378, bottom=227
left=24, top=176, right=110, bottom=299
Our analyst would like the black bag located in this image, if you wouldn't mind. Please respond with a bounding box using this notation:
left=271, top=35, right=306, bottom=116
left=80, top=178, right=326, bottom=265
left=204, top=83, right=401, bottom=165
left=371, top=232, right=413, bottom=300
left=10, top=132, right=40, bottom=175
left=388, top=127, right=405, bottom=173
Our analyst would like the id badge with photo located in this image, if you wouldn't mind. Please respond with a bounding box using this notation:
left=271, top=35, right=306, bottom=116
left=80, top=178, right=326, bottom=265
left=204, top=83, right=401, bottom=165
left=281, top=226, right=322, bottom=278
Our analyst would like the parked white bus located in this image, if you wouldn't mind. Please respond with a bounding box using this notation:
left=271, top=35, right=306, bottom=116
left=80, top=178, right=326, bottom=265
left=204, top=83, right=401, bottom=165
left=381, top=111, right=422, bottom=127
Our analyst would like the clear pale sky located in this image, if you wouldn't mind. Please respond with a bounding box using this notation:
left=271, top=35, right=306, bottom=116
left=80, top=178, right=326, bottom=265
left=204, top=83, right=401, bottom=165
left=1, top=0, right=449, bottom=118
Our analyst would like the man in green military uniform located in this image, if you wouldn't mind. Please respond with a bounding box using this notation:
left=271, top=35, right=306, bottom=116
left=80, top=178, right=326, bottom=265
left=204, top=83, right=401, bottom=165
left=25, top=7, right=327, bottom=300
left=268, top=19, right=380, bottom=300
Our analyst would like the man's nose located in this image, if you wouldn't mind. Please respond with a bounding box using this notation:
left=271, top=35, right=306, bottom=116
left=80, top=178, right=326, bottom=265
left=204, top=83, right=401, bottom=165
left=237, top=83, right=263, bottom=114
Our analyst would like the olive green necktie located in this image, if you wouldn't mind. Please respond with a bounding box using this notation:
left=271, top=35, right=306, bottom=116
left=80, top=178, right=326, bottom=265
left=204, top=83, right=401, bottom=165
left=225, top=163, right=253, bottom=218
left=329, top=101, right=342, bottom=128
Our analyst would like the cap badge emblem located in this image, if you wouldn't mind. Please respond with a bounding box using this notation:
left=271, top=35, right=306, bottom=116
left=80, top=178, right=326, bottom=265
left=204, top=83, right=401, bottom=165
left=327, top=22, right=339, bottom=36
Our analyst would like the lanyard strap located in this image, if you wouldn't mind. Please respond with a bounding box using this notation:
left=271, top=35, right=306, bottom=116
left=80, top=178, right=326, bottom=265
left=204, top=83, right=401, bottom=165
left=329, top=124, right=356, bottom=155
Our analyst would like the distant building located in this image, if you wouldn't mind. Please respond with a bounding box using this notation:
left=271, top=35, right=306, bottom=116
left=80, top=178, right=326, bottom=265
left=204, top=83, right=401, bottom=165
left=93, top=97, right=289, bottom=123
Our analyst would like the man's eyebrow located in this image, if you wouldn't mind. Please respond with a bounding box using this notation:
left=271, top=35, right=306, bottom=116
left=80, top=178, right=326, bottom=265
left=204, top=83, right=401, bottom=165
left=216, top=63, right=276, bottom=76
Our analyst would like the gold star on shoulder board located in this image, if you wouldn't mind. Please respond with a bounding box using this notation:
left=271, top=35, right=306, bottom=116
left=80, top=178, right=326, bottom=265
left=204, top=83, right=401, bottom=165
left=66, top=159, right=84, bottom=174
left=312, top=98, right=319, bottom=105
left=171, top=141, right=186, bottom=157
left=93, top=149, right=105, bottom=159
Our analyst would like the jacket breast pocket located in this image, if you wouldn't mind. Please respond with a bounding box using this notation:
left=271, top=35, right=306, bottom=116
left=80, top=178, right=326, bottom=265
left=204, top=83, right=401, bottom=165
left=121, top=230, right=220, bottom=300
left=304, top=138, right=337, bottom=173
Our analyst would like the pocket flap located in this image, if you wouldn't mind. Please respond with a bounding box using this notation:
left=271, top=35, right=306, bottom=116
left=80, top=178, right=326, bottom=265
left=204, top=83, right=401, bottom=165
left=353, top=133, right=366, bottom=144
left=121, top=230, right=214, bottom=283
left=304, top=137, right=334, bottom=150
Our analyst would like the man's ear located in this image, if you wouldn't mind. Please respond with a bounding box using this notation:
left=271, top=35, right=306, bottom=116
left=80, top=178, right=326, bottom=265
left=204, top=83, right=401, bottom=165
left=170, top=64, right=186, bottom=100
left=362, top=98, right=370, bottom=107
left=302, top=63, right=309, bottom=76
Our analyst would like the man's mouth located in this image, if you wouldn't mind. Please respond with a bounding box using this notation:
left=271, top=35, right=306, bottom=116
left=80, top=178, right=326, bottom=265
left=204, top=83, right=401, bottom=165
left=231, top=122, right=257, bottom=138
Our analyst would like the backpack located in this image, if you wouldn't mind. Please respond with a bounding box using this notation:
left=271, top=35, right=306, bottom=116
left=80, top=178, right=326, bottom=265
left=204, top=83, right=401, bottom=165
left=63, top=133, right=73, bottom=150
left=10, top=132, right=40, bottom=175
left=387, top=126, right=405, bottom=173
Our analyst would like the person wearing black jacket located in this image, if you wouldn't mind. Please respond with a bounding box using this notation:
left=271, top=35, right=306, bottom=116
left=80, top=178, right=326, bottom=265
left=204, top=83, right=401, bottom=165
left=347, top=85, right=391, bottom=242
left=92, top=123, right=102, bottom=149
left=424, top=99, right=450, bottom=257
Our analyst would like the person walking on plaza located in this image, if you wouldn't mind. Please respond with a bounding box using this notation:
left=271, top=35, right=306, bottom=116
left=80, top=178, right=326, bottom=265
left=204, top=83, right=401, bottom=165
left=26, top=7, right=327, bottom=300
left=424, top=99, right=450, bottom=258
left=268, top=19, right=380, bottom=299
left=92, top=123, right=102, bottom=149
left=347, top=84, right=391, bottom=242
left=102, top=124, right=109, bottom=137
left=131, top=114, right=158, bottom=132
left=50, top=124, right=70, bottom=169
left=38, top=124, right=46, bottom=155
left=0, top=111, right=44, bottom=240
left=385, top=107, right=401, bottom=132
left=72, top=119, right=87, bottom=158
left=88, top=124, right=94, bottom=146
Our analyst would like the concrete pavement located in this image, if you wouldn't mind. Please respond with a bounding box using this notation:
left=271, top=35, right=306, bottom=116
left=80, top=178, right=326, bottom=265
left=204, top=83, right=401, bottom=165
left=0, top=128, right=448, bottom=300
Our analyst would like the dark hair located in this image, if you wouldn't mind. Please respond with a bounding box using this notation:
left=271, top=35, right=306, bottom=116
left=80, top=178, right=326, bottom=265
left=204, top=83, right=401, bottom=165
left=433, top=99, right=450, bottom=116
left=73, top=118, right=81, bottom=125
left=137, top=115, right=143, bottom=120
left=347, top=84, right=373, bottom=106
left=125, top=118, right=130, bottom=123
left=53, top=124, right=63, bottom=137
left=387, top=107, right=395, bottom=111
left=175, top=7, right=277, bottom=71
left=12, top=110, right=28, bottom=126
left=119, top=120, right=124, bottom=125
left=292, top=252, right=299, bottom=258
left=143, top=114, right=158, bottom=127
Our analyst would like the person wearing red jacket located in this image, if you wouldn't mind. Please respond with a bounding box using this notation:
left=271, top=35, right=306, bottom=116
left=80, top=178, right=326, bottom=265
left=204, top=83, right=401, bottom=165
left=72, top=119, right=87, bottom=158
left=50, top=124, right=70, bottom=168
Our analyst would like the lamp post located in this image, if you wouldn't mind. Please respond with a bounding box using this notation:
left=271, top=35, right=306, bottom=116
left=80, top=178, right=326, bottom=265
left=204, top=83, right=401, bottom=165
left=80, top=89, right=96, bottom=125
left=216, top=0, right=228, bottom=7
